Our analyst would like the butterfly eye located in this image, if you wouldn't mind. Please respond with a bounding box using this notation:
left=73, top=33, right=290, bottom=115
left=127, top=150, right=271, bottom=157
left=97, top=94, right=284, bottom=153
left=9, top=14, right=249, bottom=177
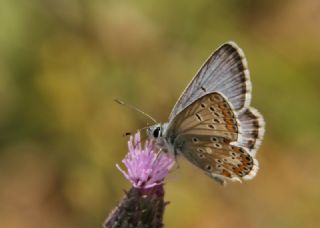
left=153, top=127, right=161, bottom=138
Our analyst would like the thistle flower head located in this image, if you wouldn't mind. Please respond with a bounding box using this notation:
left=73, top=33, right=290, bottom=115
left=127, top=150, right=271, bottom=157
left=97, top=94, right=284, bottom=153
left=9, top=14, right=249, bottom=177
left=116, top=131, right=175, bottom=189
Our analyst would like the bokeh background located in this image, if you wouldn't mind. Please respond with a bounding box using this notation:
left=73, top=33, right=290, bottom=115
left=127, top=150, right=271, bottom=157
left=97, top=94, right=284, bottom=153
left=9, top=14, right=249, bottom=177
left=1, top=0, right=320, bottom=227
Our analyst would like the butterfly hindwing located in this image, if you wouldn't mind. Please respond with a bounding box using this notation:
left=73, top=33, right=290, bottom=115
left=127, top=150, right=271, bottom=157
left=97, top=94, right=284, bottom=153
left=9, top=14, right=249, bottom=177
left=166, top=92, right=258, bottom=183
left=238, top=107, right=265, bottom=156
left=179, top=135, right=258, bottom=184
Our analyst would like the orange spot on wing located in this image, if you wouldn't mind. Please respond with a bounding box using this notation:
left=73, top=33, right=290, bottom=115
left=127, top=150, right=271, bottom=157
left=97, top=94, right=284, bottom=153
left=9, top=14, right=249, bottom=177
left=222, top=169, right=231, bottom=178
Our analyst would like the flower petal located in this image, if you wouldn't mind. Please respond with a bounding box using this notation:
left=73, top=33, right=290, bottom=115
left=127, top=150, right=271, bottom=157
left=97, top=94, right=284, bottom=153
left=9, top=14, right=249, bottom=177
left=117, top=131, right=175, bottom=188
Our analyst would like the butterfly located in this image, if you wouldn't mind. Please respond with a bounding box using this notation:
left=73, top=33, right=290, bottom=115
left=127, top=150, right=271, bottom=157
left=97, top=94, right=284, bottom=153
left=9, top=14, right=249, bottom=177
left=147, top=41, right=265, bottom=185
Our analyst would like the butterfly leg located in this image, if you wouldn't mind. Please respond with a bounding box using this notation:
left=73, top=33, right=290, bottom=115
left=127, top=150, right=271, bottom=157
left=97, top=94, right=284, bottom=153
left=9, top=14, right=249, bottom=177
left=155, top=147, right=165, bottom=158
left=174, top=154, right=180, bottom=169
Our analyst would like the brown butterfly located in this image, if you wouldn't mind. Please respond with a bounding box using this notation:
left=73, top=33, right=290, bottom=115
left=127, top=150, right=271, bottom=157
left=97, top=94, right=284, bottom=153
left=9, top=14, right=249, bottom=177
left=147, top=42, right=265, bottom=185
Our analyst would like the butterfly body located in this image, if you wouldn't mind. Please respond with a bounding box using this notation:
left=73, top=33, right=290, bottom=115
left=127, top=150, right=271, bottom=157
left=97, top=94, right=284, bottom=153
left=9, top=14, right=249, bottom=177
left=147, top=42, right=265, bottom=185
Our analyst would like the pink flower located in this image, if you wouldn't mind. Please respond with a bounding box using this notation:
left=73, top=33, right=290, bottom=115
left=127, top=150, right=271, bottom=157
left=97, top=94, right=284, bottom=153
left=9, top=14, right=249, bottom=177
left=116, top=131, right=175, bottom=189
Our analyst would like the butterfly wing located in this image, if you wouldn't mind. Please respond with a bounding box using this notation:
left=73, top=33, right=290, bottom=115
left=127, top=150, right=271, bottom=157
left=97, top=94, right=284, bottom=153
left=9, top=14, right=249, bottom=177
left=180, top=135, right=258, bottom=185
left=168, top=41, right=265, bottom=157
left=165, top=92, right=259, bottom=184
left=169, top=41, right=251, bottom=121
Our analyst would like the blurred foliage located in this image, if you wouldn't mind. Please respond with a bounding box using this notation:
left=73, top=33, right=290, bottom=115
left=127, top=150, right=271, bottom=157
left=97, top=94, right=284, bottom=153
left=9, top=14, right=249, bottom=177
left=1, top=0, right=320, bottom=227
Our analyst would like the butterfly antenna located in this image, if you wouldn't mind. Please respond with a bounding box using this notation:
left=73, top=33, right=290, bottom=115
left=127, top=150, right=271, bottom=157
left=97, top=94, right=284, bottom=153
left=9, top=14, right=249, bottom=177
left=114, top=98, right=157, bottom=124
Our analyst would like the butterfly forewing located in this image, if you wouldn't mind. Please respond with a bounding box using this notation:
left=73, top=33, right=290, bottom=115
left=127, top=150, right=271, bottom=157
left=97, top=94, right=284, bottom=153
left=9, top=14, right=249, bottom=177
left=169, top=93, right=239, bottom=141
left=169, top=42, right=252, bottom=122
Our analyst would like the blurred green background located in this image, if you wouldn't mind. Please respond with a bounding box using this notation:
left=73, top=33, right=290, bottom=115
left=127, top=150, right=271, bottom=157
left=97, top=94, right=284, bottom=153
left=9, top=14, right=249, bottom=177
left=1, top=0, right=320, bottom=227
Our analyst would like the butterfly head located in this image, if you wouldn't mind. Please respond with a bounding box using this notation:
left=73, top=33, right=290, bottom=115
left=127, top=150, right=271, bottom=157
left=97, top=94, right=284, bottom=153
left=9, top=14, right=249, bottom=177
left=147, top=124, right=163, bottom=140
